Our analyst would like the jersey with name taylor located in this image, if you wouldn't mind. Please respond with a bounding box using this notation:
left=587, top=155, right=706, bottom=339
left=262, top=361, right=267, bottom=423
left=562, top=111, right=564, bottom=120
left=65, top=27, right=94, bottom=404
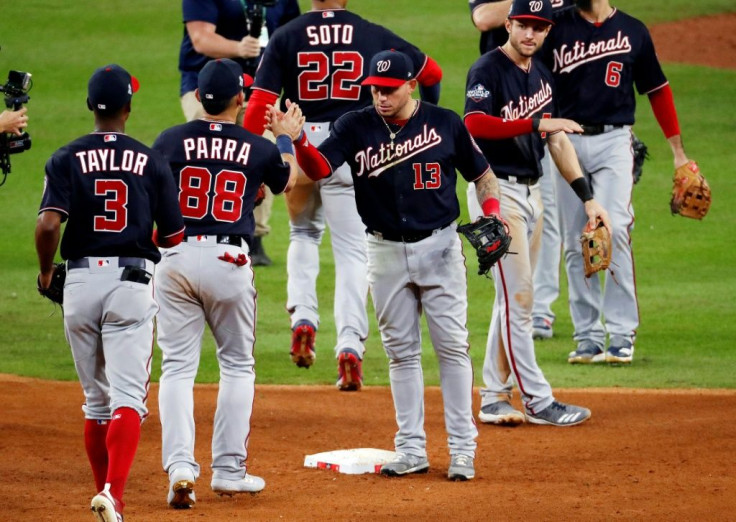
left=39, top=132, right=184, bottom=263
left=152, top=119, right=290, bottom=240
left=318, top=102, right=490, bottom=235
left=542, top=7, right=667, bottom=125
left=253, top=8, right=427, bottom=122
left=464, top=48, right=556, bottom=179
left=469, top=0, right=574, bottom=55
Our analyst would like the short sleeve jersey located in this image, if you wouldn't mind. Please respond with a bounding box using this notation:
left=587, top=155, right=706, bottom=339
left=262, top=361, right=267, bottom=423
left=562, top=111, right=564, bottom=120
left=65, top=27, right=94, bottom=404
left=469, top=0, right=573, bottom=55
left=152, top=119, right=290, bottom=240
left=541, top=8, right=667, bottom=125
left=253, top=9, right=428, bottom=122
left=179, top=0, right=249, bottom=75
left=39, top=133, right=185, bottom=262
left=464, top=48, right=557, bottom=179
left=317, top=103, right=490, bottom=234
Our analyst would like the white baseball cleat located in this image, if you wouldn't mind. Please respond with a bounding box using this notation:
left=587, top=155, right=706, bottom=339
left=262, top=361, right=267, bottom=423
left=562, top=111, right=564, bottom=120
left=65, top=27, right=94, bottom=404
left=167, top=467, right=196, bottom=509
left=211, top=474, right=265, bottom=496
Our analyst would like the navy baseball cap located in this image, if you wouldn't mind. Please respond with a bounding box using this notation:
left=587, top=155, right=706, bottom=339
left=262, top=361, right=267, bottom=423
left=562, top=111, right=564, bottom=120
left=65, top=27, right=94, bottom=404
left=361, top=50, right=414, bottom=88
left=197, top=58, right=254, bottom=103
left=88, top=64, right=139, bottom=112
left=508, top=0, right=554, bottom=25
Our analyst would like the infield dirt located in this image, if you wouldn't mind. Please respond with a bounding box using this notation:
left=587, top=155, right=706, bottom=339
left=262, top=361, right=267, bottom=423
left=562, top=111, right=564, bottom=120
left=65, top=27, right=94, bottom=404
left=1, top=376, right=734, bottom=521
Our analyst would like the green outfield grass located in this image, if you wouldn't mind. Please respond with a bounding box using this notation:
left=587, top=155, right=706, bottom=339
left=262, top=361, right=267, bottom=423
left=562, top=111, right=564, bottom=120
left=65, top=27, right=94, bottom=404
left=0, top=0, right=734, bottom=388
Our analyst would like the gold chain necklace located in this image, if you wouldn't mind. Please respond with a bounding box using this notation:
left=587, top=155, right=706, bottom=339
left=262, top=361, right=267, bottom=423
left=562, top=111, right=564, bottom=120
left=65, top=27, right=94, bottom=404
left=379, top=100, right=419, bottom=149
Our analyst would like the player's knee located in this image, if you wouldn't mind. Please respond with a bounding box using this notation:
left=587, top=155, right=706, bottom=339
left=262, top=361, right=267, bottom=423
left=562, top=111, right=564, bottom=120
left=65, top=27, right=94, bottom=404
left=289, top=225, right=324, bottom=244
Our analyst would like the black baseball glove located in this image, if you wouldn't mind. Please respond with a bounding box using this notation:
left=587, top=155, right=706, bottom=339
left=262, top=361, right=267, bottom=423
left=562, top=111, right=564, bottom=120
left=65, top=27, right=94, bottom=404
left=632, top=133, right=649, bottom=185
left=457, top=215, right=511, bottom=276
left=37, top=262, right=66, bottom=305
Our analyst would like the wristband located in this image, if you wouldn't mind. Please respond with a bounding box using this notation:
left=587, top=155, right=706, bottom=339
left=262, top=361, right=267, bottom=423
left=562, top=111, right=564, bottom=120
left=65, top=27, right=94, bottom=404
left=570, top=177, right=593, bottom=202
left=294, top=130, right=307, bottom=146
left=481, top=197, right=501, bottom=217
left=276, top=134, right=295, bottom=156
left=531, top=118, right=541, bottom=132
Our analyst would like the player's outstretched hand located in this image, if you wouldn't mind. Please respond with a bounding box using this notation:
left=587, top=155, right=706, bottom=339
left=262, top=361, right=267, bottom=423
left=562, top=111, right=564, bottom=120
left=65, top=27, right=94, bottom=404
left=538, top=118, right=583, bottom=134
left=583, top=199, right=612, bottom=236
left=267, top=100, right=305, bottom=142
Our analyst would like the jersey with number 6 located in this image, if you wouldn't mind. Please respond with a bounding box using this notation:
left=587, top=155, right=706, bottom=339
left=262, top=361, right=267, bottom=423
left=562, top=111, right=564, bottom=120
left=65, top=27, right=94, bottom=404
left=152, top=120, right=290, bottom=240
left=252, top=8, right=429, bottom=121
left=39, top=132, right=184, bottom=262
left=541, top=7, right=667, bottom=125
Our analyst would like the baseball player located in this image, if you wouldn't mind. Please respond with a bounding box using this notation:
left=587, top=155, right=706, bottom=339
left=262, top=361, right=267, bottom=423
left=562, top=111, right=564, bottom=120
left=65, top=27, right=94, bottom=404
left=271, top=50, right=499, bottom=481
left=243, top=0, right=442, bottom=391
left=468, top=0, right=574, bottom=341
left=464, top=0, right=610, bottom=426
left=35, top=64, right=185, bottom=522
left=152, top=59, right=299, bottom=508
left=541, top=0, right=695, bottom=364
left=178, top=0, right=300, bottom=267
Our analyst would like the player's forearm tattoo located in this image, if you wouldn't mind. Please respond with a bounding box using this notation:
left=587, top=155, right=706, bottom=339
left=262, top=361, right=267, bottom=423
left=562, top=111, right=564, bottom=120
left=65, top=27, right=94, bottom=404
left=474, top=170, right=500, bottom=204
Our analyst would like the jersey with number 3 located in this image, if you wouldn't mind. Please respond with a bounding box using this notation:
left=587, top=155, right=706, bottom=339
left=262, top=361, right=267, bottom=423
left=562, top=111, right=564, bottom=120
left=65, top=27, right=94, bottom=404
left=464, top=48, right=557, bottom=179
left=40, top=132, right=184, bottom=262
left=152, top=120, right=290, bottom=239
left=252, top=8, right=428, bottom=122
left=542, top=8, right=667, bottom=125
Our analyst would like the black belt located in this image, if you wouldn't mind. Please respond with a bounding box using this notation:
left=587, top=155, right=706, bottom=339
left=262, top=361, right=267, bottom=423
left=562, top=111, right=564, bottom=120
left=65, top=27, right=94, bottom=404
left=67, top=257, right=151, bottom=284
left=184, top=234, right=249, bottom=248
left=496, top=175, right=539, bottom=186
left=67, top=257, right=148, bottom=270
left=369, top=223, right=451, bottom=243
left=581, top=124, right=623, bottom=136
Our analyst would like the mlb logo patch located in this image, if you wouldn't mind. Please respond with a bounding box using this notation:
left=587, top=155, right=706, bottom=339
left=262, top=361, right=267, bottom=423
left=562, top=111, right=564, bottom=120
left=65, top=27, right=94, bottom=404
left=210, top=123, right=222, bottom=131
left=104, top=134, right=117, bottom=142
left=97, top=259, right=111, bottom=267
left=310, top=125, right=323, bottom=133
left=466, top=83, right=490, bottom=103
left=196, top=235, right=208, bottom=242
left=322, top=11, right=334, bottom=18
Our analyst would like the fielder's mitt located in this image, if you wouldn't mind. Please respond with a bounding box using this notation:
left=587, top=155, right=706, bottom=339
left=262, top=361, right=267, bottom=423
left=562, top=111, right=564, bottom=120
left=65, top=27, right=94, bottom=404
left=37, top=262, right=66, bottom=305
left=457, top=215, right=511, bottom=276
left=631, top=134, right=649, bottom=184
left=670, top=160, right=711, bottom=220
left=580, top=220, right=611, bottom=278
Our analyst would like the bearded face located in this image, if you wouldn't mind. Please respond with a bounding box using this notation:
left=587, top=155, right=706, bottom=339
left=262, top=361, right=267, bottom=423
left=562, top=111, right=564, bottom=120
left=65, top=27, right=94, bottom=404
left=575, top=0, right=592, bottom=10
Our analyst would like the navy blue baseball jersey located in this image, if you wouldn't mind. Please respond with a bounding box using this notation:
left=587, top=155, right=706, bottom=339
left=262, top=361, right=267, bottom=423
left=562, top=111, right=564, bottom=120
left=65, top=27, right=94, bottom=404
left=180, top=0, right=248, bottom=94
left=317, top=102, right=489, bottom=234
left=252, top=8, right=428, bottom=122
left=464, top=48, right=557, bottom=180
left=469, top=0, right=573, bottom=55
left=39, top=132, right=185, bottom=262
left=542, top=8, right=667, bottom=125
left=152, top=119, right=290, bottom=240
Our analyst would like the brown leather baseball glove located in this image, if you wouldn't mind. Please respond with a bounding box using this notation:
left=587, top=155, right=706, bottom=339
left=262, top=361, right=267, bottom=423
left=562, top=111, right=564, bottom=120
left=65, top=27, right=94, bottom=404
left=670, top=161, right=711, bottom=220
left=580, top=220, right=611, bottom=278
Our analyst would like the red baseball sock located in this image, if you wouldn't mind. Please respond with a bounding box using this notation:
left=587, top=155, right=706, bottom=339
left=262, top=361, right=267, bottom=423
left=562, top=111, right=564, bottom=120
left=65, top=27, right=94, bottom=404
left=84, top=419, right=109, bottom=492
left=105, top=407, right=141, bottom=502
